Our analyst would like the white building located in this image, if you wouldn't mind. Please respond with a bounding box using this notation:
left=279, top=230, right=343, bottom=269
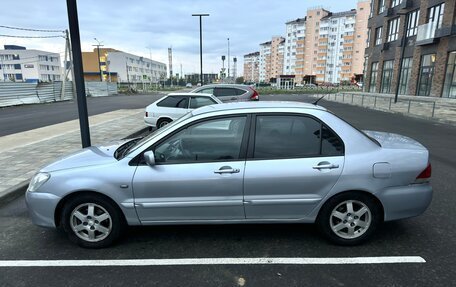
left=107, top=51, right=167, bottom=84
left=0, top=45, right=61, bottom=82
left=318, top=10, right=357, bottom=83
left=258, top=41, right=271, bottom=83
left=283, top=18, right=306, bottom=76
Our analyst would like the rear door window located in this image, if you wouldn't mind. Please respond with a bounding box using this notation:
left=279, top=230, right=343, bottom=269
left=197, top=88, right=214, bottom=94
left=253, top=115, right=344, bottom=159
left=189, top=96, right=217, bottom=109
left=235, top=88, right=247, bottom=95
left=157, top=96, right=189, bottom=108
left=214, top=88, right=237, bottom=98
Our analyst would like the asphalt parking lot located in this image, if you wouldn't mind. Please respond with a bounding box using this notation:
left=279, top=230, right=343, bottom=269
left=1, top=94, right=455, bottom=286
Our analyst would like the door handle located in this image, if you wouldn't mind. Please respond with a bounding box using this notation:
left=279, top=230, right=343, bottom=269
left=214, top=166, right=240, bottom=174
left=313, top=163, right=339, bottom=170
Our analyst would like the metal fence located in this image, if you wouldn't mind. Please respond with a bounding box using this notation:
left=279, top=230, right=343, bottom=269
left=0, top=82, right=74, bottom=107
left=322, top=92, right=456, bottom=124
left=85, top=82, right=118, bottom=97
left=0, top=81, right=118, bottom=107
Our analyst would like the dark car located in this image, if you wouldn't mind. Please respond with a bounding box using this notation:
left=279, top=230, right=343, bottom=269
left=191, top=84, right=259, bottom=102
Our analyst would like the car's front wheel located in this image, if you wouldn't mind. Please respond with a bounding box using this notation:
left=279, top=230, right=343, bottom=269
left=61, top=194, right=124, bottom=248
left=317, top=192, right=382, bottom=245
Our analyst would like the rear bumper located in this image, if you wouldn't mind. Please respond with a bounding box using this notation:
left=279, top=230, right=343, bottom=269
left=376, top=183, right=433, bottom=221
left=144, top=116, right=158, bottom=128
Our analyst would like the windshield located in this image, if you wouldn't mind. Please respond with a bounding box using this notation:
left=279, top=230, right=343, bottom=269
left=119, top=112, right=194, bottom=159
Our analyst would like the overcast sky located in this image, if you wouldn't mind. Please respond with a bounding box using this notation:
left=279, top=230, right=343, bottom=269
left=0, top=0, right=358, bottom=76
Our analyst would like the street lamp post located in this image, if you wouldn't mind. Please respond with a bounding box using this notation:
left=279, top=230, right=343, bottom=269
left=93, top=38, right=104, bottom=82
left=394, top=12, right=409, bottom=103
left=66, top=0, right=91, bottom=147
left=227, top=38, right=230, bottom=80
left=192, top=13, right=209, bottom=85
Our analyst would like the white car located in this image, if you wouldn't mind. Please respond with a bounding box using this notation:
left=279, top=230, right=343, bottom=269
left=144, top=93, right=222, bottom=128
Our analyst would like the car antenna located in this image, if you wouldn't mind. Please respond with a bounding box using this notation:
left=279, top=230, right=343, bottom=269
left=312, top=95, right=325, bottom=106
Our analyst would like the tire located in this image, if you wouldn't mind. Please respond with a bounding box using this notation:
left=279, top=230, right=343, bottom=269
left=317, top=192, right=382, bottom=246
left=157, top=118, right=171, bottom=129
left=61, top=194, right=125, bottom=248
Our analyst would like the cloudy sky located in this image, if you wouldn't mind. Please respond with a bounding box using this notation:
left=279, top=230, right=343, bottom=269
left=1, top=0, right=358, bottom=76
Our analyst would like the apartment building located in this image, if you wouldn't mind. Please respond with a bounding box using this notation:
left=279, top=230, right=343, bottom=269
left=283, top=18, right=306, bottom=82
left=365, top=0, right=456, bottom=98
left=258, top=37, right=285, bottom=83
left=280, top=2, right=369, bottom=85
left=259, top=41, right=271, bottom=82
left=243, top=51, right=260, bottom=83
left=82, top=48, right=167, bottom=83
left=303, top=8, right=331, bottom=84
left=0, top=45, right=61, bottom=82
left=317, top=10, right=357, bottom=83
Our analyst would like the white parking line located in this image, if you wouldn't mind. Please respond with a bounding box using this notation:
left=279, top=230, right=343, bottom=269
left=0, top=256, right=425, bottom=267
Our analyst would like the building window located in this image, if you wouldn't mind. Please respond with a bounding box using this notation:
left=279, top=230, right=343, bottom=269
left=387, top=18, right=400, bottom=42
left=391, top=0, right=403, bottom=8
left=417, top=54, right=436, bottom=97
left=399, top=58, right=413, bottom=95
left=428, top=3, right=445, bottom=29
left=406, top=10, right=420, bottom=37
left=381, top=60, right=394, bottom=93
left=375, top=26, right=383, bottom=45
left=443, top=52, right=456, bottom=98
left=369, top=62, right=379, bottom=93
left=367, top=28, right=371, bottom=48
left=378, top=0, right=385, bottom=14
left=14, top=64, right=21, bottom=70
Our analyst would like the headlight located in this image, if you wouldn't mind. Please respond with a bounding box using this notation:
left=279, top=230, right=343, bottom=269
left=28, top=172, right=50, bottom=192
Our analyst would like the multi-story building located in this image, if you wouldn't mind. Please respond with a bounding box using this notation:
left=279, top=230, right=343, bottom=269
left=0, top=45, right=61, bottom=82
left=243, top=51, right=260, bottom=83
left=82, top=48, right=167, bottom=83
left=283, top=18, right=306, bottom=83
left=271, top=36, right=285, bottom=81
left=258, top=37, right=285, bottom=83
left=365, top=0, right=456, bottom=98
left=281, top=2, right=369, bottom=85
left=317, top=10, right=357, bottom=83
left=259, top=41, right=271, bottom=83
left=303, top=8, right=331, bottom=84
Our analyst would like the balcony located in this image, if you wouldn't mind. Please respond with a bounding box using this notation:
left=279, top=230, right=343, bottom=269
left=416, top=22, right=440, bottom=45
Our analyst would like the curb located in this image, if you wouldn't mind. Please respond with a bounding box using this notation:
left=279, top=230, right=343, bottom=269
left=0, top=126, right=151, bottom=205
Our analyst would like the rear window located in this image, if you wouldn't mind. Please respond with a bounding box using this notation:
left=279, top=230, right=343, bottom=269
left=157, top=96, right=188, bottom=108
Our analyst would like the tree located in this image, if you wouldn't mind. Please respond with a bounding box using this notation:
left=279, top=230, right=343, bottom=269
left=235, top=76, right=244, bottom=84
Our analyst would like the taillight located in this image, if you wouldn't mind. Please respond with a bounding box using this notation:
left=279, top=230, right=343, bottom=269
left=250, top=88, right=259, bottom=101
left=415, top=163, right=431, bottom=182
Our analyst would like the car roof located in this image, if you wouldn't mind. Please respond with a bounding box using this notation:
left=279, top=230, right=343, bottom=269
left=192, top=101, right=327, bottom=116
left=194, top=84, right=252, bottom=89
left=166, top=92, right=214, bottom=97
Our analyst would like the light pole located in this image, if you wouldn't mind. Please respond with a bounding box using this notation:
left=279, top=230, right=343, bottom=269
left=192, top=13, right=209, bottom=85
left=93, top=38, right=104, bottom=82
left=66, top=0, right=91, bottom=147
left=394, top=12, right=409, bottom=103
left=227, top=38, right=230, bottom=79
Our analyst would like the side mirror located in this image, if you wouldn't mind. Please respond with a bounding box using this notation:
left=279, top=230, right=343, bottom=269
left=143, top=151, right=156, bottom=166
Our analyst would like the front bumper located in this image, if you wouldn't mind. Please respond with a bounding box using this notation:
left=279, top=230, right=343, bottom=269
left=376, top=183, right=433, bottom=221
left=25, top=190, right=61, bottom=228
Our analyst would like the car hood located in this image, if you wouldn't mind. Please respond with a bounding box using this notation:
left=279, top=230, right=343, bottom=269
left=363, top=130, right=427, bottom=150
left=40, top=140, right=128, bottom=172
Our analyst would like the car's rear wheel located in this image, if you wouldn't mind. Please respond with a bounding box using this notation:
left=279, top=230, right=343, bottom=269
left=317, top=192, right=382, bottom=245
left=61, top=194, right=124, bottom=248
left=157, top=118, right=171, bottom=129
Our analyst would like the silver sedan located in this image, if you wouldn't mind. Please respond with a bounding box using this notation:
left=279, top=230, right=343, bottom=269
left=26, top=102, right=432, bottom=248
